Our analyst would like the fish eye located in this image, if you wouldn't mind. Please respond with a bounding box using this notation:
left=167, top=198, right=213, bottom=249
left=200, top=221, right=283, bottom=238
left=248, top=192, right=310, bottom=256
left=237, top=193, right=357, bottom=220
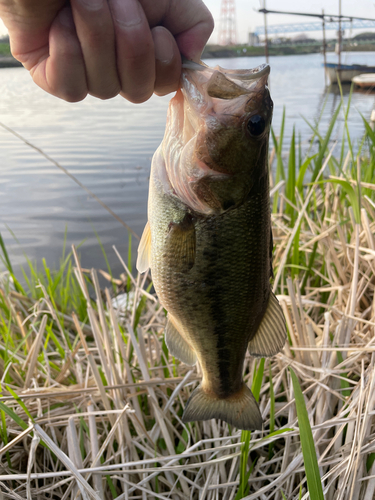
left=247, top=115, right=266, bottom=137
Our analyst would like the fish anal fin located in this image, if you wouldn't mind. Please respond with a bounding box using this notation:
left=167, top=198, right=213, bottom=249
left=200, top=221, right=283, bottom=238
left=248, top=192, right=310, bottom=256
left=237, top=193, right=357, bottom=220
left=182, top=383, right=262, bottom=431
left=248, top=292, right=287, bottom=357
left=136, top=221, right=151, bottom=274
left=165, top=317, right=197, bottom=366
left=167, top=214, right=196, bottom=271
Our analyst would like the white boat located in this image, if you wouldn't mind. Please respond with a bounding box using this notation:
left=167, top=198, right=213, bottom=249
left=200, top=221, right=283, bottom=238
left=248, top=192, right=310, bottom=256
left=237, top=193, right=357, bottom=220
left=324, top=63, right=375, bottom=84
left=352, top=73, right=375, bottom=89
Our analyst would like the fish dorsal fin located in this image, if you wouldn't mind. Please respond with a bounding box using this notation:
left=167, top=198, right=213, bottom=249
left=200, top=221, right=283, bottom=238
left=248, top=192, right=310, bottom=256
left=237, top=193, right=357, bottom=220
left=136, top=221, right=151, bottom=274
left=248, top=292, right=287, bottom=357
left=165, top=316, right=197, bottom=366
left=207, top=71, right=249, bottom=99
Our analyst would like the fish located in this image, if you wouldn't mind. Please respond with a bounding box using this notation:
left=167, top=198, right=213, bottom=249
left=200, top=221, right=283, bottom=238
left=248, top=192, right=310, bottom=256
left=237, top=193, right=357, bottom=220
left=136, top=61, right=287, bottom=431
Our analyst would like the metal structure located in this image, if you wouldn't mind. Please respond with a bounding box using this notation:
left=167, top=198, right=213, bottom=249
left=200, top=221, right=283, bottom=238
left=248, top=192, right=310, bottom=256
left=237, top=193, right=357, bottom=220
left=255, top=19, right=375, bottom=36
left=255, top=8, right=375, bottom=36
left=218, top=0, right=237, bottom=46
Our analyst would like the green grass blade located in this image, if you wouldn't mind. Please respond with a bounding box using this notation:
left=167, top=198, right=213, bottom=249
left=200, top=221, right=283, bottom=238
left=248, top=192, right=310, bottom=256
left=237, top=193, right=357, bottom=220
left=269, top=365, right=275, bottom=458
left=296, top=154, right=318, bottom=192
left=0, top=232, right=14, bottom=274
left=311, top=103, right=341, bottom=181
left=290, top=368, right=324, bottom=500
left=314, top=178, right=360, bottom=224
left=286, top=127, right=296, bottom=225
left=6, top=386, right=34, bottom=422
left=251, top=358, right=265, bottom=402
left=272, top=108, right=286, bottom=213
left=0, top=401, right=28, bottom=430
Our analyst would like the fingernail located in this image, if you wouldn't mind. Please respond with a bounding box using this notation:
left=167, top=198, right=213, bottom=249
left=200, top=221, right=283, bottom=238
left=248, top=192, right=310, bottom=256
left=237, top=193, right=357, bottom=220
left=153, top=27, right=174, bottom=64
left=58, top=7, right=75, bottom=29
left=76, top=0, right=104, bottom=12
left=111, top=0, right=142, bottom=29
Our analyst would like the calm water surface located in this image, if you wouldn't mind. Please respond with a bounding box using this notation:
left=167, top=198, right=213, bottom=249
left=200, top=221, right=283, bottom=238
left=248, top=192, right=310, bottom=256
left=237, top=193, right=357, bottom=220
left=1, top=51, right=375, bottom=277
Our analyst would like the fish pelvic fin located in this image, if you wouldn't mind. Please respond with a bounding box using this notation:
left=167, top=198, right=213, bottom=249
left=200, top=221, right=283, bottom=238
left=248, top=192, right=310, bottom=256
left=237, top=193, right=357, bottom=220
left=248, top=292, right=287, bottom=358
left=182, top=383, right=263, bottom=431
left=136, top=221, right=151, bottom=274
left=165, top=316, right=197, bottom=366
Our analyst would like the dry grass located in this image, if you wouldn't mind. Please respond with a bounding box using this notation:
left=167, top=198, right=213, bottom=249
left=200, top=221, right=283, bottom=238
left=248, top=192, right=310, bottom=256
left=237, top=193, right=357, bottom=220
left=1, top=97, right=375, bottom=497
left=0, top=167, right=375, bottom=499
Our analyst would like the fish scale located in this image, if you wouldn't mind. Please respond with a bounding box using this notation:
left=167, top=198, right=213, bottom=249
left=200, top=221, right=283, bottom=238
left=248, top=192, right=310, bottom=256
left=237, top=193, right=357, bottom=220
left=137, top=61, right=287, bottom=430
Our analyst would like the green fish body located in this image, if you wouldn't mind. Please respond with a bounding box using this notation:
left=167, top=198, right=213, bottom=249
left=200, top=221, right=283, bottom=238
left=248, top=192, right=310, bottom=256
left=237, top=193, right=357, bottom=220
left=137, top=62, right=286, bottom=430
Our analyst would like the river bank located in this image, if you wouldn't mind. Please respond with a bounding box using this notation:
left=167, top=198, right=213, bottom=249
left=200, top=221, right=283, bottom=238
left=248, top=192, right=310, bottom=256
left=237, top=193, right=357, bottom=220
left=2, top=41, right=375, bottom=68
left=203, top=42, right=375, bottom=58
left=0, top=55, right=22, bottom=68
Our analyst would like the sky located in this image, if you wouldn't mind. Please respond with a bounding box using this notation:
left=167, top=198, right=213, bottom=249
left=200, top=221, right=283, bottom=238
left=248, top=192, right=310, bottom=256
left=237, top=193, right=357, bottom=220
left=204, top=0, right=375, bottom=43
left=1, top=0, right=375, bottom=41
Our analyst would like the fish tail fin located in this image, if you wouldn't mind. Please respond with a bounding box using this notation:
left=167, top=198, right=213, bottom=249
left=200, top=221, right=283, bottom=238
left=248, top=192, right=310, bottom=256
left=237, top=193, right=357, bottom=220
left=182, top=383, right=263, bottom=431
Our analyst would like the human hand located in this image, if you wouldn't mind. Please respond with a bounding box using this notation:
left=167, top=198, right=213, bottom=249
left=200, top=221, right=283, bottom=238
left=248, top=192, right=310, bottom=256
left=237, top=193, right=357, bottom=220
left=0, top=0, right=213, bottom=102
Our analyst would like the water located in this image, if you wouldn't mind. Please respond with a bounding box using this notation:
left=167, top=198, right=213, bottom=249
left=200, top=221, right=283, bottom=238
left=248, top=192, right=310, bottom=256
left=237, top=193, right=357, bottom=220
left=1, top=51, right=375, bottom=277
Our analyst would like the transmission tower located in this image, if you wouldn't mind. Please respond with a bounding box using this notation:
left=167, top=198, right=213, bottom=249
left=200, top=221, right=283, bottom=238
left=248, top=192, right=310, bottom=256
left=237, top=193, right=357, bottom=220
left=218, top=0, right=238, bottom=46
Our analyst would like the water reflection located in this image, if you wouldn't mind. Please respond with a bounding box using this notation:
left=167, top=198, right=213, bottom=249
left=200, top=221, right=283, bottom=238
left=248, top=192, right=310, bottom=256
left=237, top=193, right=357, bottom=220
left=1, top=51, right=375, bottom=278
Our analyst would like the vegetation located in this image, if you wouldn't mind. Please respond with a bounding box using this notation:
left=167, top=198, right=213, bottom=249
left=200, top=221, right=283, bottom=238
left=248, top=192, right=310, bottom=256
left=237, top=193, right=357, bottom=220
left=1, top=91, right=375, bottom=498
left=0, top=43, right=11, bottom=56
left=202, top=43, right=325, bottom=58
left=202, top=40, right=375, bottom=58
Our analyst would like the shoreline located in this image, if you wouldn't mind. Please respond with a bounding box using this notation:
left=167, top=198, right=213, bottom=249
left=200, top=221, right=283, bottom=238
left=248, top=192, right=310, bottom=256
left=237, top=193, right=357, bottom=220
left=202, top=44, right=375, bottom=59
left=0, top=55, right=22, bottom=68
left=1, top=47, right=375, bottom=67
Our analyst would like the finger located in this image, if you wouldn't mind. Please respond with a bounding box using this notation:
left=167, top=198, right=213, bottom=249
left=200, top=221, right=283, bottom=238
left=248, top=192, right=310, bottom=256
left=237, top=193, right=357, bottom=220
left=139, top=0, right=214, bottom=61
left=70, top=0, right=120, bottom=99
left=1, top=0, right=66, bottom=66
left=108, top=0, right=155, bottom=103
left=152, top=26, right=181, bottom=96
left=30, top=7, right=88, bottom=102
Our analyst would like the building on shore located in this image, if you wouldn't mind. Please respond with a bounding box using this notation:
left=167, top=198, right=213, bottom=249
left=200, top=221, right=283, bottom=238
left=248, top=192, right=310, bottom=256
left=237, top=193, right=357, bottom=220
left=248, top=32, right=260, bottom=46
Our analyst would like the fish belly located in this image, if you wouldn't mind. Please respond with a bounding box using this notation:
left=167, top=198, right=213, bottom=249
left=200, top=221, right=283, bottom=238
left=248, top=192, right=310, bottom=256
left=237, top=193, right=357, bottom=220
left=149, top=173, right=271, bottom=400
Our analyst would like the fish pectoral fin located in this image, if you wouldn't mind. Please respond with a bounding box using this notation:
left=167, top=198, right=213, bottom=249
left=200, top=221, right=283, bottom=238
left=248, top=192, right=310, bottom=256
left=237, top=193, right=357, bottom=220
left=165, top=317, right=197, bottom=366
left=166, top=214, right=196, bottom=271
left=136, top=221, right=151, bottom=274
left=248, top=292, right=287, bottom=357
left=182, top=383, right=263, bottom=431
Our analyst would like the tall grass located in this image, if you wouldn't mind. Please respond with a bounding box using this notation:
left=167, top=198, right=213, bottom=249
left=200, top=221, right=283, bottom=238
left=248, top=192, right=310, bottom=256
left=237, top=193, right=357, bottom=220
left=1, top=98, right=375, bottom=498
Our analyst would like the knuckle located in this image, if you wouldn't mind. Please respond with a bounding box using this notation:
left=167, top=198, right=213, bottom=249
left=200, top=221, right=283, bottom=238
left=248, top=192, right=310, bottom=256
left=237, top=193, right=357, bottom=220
left=91, top=85, right=121, bottom=100
left=55, top=86, right=87, bottom=102
left=121, top=88, right=153, bottom=104
left=206, top=13, right=215, bottom=35
left=61, top=92, right=87, bottom=103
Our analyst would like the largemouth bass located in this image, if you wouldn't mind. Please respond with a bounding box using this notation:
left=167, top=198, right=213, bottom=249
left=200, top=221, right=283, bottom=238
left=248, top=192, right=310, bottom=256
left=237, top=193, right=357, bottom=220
left=137, top=61, right=286, bottom=430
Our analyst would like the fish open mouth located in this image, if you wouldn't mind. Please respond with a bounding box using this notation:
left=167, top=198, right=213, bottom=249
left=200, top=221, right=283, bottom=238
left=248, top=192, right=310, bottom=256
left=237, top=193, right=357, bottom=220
left=159, top=62, right=272, bottom=215
left=181, top=60, right=270, bottom=99
left=182, top=58, right=270, bottom=80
